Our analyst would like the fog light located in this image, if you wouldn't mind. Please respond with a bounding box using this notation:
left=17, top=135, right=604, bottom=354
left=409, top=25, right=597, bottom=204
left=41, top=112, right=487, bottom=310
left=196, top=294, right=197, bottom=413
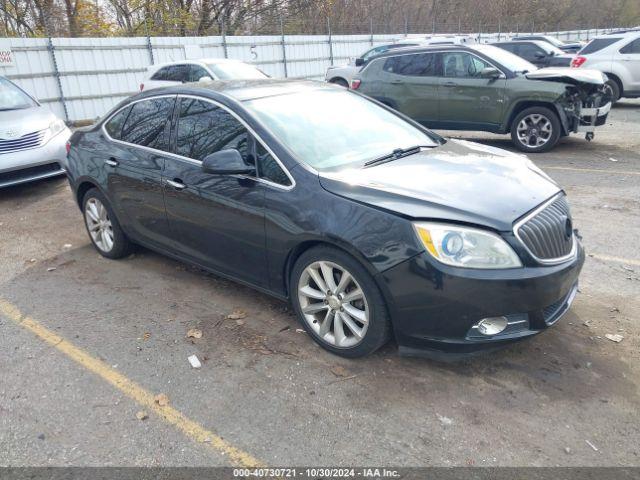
left=477, top=316, right=509, bottom=336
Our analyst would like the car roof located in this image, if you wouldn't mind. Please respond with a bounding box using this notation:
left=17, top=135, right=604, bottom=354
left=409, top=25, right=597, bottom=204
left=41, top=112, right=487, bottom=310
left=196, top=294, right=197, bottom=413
left=153, top=58, right=245, bottom=68
left=136, top=79, right=334, bottom=103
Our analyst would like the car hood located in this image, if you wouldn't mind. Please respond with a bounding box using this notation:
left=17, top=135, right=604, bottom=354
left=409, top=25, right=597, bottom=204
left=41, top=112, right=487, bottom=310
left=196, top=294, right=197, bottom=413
left=0, top=106, right=55, bottom=139
left=318, top=139, right=560, bottom=231
left=525, top=67, right=606, bottom=85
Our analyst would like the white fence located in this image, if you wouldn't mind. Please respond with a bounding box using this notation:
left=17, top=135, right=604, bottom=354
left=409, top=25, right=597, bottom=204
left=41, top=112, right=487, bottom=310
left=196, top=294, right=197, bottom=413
left=0, top=28, right=622, bottom=122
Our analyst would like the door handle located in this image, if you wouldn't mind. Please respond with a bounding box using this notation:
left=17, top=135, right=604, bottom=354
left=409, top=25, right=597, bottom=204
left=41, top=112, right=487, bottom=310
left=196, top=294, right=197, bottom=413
left=166, top=179, right=186, bottom=190
left=443, top=82, right=458, bottom=88
left=105, top=157, right=119, bottom=167
left=390, top=80, right=404, bottom=84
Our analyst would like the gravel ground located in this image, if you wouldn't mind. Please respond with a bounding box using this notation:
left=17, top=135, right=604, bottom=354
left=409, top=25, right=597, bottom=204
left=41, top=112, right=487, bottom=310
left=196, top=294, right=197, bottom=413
left=0, top=100, right=638, bottom=467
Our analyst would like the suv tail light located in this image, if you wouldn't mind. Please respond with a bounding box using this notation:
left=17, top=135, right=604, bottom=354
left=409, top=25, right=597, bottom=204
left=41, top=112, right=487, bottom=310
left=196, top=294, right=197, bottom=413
left=351, top=79, right=361, bottom=90
left=140, top=83, right=145, bottom=91
left=65, top=141, right=71, bottom=155
left=571, top=56, right=587, bottom=68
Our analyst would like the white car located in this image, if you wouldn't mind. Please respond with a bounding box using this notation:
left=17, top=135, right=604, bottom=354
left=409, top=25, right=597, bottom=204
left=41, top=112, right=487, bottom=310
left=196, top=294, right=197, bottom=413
left=0, top=76, right=71, bottom=188
left=140, top=59, right=268, bottom=91
left=571, top=30, right=640, bottom=101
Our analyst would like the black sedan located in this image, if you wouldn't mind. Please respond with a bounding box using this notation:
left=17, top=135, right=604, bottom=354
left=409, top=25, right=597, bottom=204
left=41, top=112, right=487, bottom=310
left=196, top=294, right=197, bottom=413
left=66, top=80, right=584, bottom=358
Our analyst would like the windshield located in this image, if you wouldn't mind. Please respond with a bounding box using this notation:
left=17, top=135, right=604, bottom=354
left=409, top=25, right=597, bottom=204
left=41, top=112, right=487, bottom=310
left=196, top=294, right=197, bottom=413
left=541, top=36, right=565, bottom=47
left=0, top=77, right=37, bottom=111
left=471, top=44, right=538, bottom=73
left=245, top=89, right=438, bottom=171
left=206, top=62, right=268, bottom=80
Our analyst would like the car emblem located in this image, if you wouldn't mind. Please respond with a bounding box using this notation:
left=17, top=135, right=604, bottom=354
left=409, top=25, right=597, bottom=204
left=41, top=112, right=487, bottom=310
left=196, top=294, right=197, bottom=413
left=0, top=128, right=20, bottom=140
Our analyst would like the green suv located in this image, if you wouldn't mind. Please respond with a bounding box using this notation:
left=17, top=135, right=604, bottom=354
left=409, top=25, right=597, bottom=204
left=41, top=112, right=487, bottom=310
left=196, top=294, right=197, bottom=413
left=351, top=44, right=611, bottom=152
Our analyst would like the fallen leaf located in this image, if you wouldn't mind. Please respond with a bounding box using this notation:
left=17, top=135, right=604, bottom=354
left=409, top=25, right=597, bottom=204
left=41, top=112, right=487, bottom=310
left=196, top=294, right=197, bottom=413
left=143, top=332, right=151, bottom=340
left=235, top=319, right=245, bottom=326
left=227, top=309, right=247, bottom=320
left=154, top=393, right=169, bottom=406
left=186, top=328, right=202, bottom=339
left=605, top=334, right=624, bottom=343
left=136, top=411, right=149, bottom=421
left=330, top=365, right=350, bottom=377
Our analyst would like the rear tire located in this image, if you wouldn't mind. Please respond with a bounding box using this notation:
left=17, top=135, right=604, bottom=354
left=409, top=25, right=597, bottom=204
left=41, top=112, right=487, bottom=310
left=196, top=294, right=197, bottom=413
left=82, top=188, right=133, bottom=259
left=510, top=106, right=561, bottom=153
left=290, top=246, right=391, bottom=358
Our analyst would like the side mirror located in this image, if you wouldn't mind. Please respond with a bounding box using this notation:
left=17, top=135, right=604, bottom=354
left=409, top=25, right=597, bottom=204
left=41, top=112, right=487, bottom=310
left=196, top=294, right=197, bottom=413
left=480, top=67, right=503, bottom=79
left=201, top=149, right=254, bottom=175
left=198, top=76, right=213, bottom=83
left=534, top=52, right=546, bottom=59
left=355, top=58, right=365, bottom=67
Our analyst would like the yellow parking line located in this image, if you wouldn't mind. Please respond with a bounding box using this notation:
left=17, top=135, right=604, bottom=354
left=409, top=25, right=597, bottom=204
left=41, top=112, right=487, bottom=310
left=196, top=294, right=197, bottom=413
left=0, top=298, right=263, bottom=468
left=589, top=254, right=640, bottom=267
left=544, top=166, right=640, bottom=176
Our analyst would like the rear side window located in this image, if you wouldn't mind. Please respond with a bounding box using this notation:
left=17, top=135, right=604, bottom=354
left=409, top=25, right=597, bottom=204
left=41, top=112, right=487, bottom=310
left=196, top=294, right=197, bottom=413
left=120, top=97, right=174, bottom=151
left=580, top=38, right=620, bottom=54
left=442, top=52, right=491, bottom=78
left=383, top=53, right=438, bottom=76
left=151, top=65, right=189, bottom=82
left=176, top=98, right=251, bottom=165
left=104, top=106, right=131, bottom=140
left=620, top=38, right=640, bottom=54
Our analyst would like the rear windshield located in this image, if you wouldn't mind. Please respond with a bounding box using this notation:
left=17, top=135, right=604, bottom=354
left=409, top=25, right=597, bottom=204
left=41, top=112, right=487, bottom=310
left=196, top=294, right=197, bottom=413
left=206, top=62, right=267, bottom=80
left=580, top=38, right=620, bottom=54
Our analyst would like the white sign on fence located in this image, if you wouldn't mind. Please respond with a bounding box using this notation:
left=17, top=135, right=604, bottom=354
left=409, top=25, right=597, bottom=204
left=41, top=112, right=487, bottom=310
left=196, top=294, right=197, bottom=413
left=0, top=41, right=14, bottom=67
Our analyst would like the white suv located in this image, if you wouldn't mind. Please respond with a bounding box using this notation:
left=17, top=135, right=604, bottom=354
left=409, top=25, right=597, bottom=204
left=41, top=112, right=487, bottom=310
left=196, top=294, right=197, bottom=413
left=571, top=30, right=640, bottom=101
left=140, top=59, right=268, bottom=92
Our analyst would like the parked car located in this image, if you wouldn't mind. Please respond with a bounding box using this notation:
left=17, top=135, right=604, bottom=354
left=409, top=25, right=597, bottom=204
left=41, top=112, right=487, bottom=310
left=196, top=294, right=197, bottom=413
left=571, top=31, right=640, bottom=101
left=326, top=37, right=477, bottom=88
left=0, top=76, right=71, bottom=188
left=141, top=59, right=268, bottom=91
left=512, top=35, right=584, bottom=54
left=325, top=40, right=423, bottom=88
left=352, top=44, right=611, bottom=152
left=492, top=40, right=573, bottom=68
left=67, top=79, right=584, bottom=359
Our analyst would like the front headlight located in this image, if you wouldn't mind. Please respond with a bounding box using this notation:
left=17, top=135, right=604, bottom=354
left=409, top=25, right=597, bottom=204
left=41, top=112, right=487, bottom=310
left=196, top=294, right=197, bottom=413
left=49, top=119, right=66, bottom=136
left=413, top=222, right=522, bottom=269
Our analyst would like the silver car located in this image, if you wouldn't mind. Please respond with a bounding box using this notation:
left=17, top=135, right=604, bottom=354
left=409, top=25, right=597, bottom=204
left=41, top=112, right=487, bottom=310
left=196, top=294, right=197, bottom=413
left=0, top=76, right=71, bottom=188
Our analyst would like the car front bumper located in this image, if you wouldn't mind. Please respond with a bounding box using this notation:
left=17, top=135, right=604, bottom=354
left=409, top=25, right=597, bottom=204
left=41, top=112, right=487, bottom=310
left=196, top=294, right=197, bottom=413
left=378, top=240, right=585, bottom=359
left=0, top=128, right=71, bottom=188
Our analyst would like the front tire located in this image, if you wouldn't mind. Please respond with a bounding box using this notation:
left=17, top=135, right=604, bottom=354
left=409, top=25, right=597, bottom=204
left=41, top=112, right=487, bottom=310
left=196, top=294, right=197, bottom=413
left=604, top=78, right=621, bottom=103
left=82, top=188, right=133, bottom=259
left=510, top=106, right=561, bottom=153
left=291, top=246, right=391, bottom=358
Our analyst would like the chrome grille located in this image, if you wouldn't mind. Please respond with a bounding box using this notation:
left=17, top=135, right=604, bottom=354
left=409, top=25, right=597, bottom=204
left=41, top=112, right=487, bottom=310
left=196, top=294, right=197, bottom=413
left=516, top=195, right=575, bottom=262
left=0, top=130, right=47, bottom=154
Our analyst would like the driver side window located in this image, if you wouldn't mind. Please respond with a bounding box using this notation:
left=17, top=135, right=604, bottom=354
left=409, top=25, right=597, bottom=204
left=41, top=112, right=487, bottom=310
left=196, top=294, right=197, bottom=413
left=442, top=52, right=491, bottom=78
left=176, top=98, right=253, bottom=171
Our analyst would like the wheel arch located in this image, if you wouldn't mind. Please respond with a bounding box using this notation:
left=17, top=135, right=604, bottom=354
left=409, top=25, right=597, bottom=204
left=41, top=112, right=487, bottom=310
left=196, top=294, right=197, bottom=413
left=505, top=100, right=566, bottom=135
left=328, top=77, right=349, bottom=87
left=283, top=238, right=383, bottom=301
left=603, top=72, right=623, bottom=96
left=75, top=178, right=103, bottom=209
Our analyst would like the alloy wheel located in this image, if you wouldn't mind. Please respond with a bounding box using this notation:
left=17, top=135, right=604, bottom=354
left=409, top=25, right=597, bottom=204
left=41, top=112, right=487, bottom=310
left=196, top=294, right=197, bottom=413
left=516, top=113, right=553, bottom=148
left=297, top=261, right=369, bottom=348
left=85, top=197, right=114, bottom=253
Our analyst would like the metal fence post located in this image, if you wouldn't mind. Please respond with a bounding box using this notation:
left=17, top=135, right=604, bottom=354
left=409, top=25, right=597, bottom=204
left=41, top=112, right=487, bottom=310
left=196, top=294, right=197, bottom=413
left=458, top=17, right=461, bottom=35
left=432, top=19, right=436, bottom=34
left=369, top=18, right=374, bottom=46
left=327, top=17, right=334, bottom=66
left=221, top=21, right=228, bottom=58
left=46, top=36, right=69, bottom=123
left=280, top=16, right=288, bottom=78
left=478, top=22, right=482, bottom=43
left=144, top=21, right=154, bottom=64
left=497, top=20, right=501, bottom=41
left=404, top=16, right=408, bottom=37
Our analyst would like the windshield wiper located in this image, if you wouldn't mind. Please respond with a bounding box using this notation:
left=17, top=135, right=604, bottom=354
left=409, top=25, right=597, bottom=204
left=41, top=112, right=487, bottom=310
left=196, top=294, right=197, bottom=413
left=364, top=145, right=432, bottom=167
